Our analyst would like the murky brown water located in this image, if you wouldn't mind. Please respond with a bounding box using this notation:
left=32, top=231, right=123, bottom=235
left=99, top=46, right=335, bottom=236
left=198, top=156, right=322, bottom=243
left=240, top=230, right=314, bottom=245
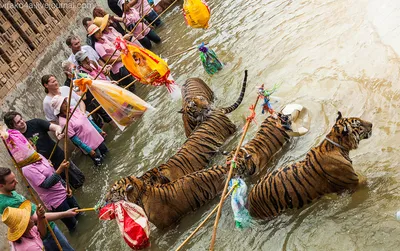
left=57, top=0, right=400, bottom=250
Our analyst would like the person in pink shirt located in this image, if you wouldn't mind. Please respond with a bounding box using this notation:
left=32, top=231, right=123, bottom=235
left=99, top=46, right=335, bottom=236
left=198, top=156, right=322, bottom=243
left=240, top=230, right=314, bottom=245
left=88, top=23, right=137, bottom=92
left=20, top=153, right=80, bottom=232
left=75, top=50, right=111, bottom=81
left=52, top=95, right=108, bottom=166
left=3, top=200, right=46, bottom=251
left=116, top=1, right=161, bottom=50
left=125, top=0, right=162, bottom=27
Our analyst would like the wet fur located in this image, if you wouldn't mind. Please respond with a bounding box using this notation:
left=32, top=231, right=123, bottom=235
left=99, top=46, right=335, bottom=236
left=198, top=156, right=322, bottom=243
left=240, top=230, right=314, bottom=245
left=106, top=165, right=228, bottom=229
left=247, top=112, right=373, bottom=219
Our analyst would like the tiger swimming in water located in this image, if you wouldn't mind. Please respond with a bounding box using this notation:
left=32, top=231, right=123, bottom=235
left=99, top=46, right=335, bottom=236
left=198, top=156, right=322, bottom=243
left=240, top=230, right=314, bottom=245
left=106, top=165, right=228, bottom=229
left=247, top=112, right=373, bottom=219
left=225, top=113, right=293, bottom=177
left=180, top=70, right=248, bottom=137
left=138, top=110, right=236, bottom=185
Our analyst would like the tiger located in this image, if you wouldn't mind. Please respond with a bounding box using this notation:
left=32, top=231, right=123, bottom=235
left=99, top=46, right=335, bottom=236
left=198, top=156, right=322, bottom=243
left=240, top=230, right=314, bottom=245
left=105, top=164, right=228, bottom=229
left=247, top=112, right=373, bottom=219
left=138, top=110, right=236, bottom=185
left=179, top=70, right=248, bottom=137
left=225, top=113, right=293, bottom=177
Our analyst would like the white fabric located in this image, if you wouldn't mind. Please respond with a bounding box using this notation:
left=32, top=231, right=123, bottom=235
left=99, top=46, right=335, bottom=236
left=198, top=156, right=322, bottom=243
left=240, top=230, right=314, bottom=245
left=68, top=45, right=100, bottom=67
left=43, top=86, right=81, bottom=122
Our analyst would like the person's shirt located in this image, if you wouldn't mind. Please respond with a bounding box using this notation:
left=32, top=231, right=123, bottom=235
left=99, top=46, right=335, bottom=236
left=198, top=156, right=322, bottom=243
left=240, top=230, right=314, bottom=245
left=10, top=225, right=44, bottom=251
left=95, top=38, right=123, bottom=75
left=23, top=119, right=59, bottom=160
left=68, top=45, right=100, bottom=67
left=118, top=0, right=152, bottom=15
left=21, top=156, right=67, bottom=210
left=43, top=86, right=81, bottom=122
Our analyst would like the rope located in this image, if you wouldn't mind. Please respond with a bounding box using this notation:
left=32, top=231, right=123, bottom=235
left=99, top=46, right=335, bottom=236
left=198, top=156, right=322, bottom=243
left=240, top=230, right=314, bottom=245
left=1, top=138, right=63, bottom=251
left=209, top=71, right=257, bottom=251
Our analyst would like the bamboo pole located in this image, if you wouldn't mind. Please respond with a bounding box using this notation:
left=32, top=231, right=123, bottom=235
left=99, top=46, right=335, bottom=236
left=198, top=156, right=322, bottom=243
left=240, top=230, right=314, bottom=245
left=1, top=138, right=63, bottom=251
left=167, top=43, right=209, bottom=59
left=63, top=77, right=75, bottom=193
left=209, top=72, right=254, bottom=251
left=75, top=208, right=96, bottom=212
left=86, top=79, right=137, bottom=118
left=176, top=184, right=236, bottom=251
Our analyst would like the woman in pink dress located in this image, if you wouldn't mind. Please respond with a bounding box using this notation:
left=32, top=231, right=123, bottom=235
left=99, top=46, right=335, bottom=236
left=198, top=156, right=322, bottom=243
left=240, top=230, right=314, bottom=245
left=51, top=95, right=108, bottom=166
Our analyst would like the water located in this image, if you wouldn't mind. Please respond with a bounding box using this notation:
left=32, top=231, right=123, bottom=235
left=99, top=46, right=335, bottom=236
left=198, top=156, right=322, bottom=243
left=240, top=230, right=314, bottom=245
left=2, top=0, right=400, bottom=250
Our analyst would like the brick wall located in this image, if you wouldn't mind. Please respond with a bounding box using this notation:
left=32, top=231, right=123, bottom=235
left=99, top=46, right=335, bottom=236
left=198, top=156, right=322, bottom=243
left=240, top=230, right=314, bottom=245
left=0, top=0, right=86, bottom=100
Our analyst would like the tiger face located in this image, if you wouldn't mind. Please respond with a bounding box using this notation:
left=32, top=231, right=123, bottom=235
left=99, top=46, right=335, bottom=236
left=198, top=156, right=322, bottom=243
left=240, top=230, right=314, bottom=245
left=330, top=112, right=373, bottom=150
left=185, top=95, right=212, bottom=121
left=105, top=176, right=143, bottom=203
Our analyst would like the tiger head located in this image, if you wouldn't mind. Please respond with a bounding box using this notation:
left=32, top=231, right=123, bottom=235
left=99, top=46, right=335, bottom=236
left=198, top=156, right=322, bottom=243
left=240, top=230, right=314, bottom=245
left=105, top=176, right=145, bottom=203
left=179, top=96, right=212, bottom=121
left=327, top=112, right=373, bottom=150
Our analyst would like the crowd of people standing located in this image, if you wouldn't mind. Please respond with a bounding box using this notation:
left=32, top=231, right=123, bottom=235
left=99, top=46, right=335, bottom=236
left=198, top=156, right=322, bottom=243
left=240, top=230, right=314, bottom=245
left=1, top=0, right=165, bottom=250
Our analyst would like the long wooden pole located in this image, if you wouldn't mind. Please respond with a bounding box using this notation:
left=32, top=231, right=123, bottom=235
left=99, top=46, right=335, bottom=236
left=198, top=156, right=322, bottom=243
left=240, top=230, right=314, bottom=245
left=176, top=184, right=236, bottom=251
left=63, top=77, right=74, bottom=193
left=209, top=73, right=255, bottom=251
left=167, top=43, right=209, bottom=59
left=1, top=138, right=63, bottom=251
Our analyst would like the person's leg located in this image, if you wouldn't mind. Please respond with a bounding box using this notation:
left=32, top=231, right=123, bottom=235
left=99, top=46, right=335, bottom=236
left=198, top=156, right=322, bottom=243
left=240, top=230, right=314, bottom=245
left=146, top=30, right=161, bottom=44
left=43, top=225, right=75, bottom=251
left=52, top=199, right=78, bottom=232
left=138, top=37, right=152, bottom=50
left=145, top=10, right=162, bottom=27
left=97, top=142, right=109, bottom=156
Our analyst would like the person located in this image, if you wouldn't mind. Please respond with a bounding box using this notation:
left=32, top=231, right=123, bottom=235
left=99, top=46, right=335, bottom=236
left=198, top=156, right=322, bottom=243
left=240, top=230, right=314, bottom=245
left=3, top=111, right=86, bottom=189
left=75, top=51, right=111, bottom=81
left=93, top=6, right=126, bottom=36
left=42, top=74, right=86, bottom=123
left=74, top=51, right=114, bottom=128
left=122, top=0, right=162, bottom=27
left=66, top=35, right=104, bottom=68
left=82, top=17, right=95, bottom=48
left=116, top=0, right=161, bottom=50
left=88, top=23, right=136, bottom=92
left=52, top=95, right=108, bottom=166
left=0, top=167, right=76, bottom=250
left=3, top=200, right=46, bottom=251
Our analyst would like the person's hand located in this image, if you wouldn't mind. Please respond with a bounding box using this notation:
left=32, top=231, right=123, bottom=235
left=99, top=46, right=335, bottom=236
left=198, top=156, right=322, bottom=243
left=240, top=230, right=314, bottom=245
left=57, top=160, right=69, bottom=173
left=101, top=131, right=107, bottom=138
left=104, top=65, right=112, bottom=75
left=90, top=150, right=96, bottom=157
left=66, top=187, right=73, bottom=198
left=123, top=34, right=132, bottom=41
left=55, top=130, right=65, bottom=140
left=37, top=204, right=46, bottom=219
left=111, top=81, right=118, bottom=85
left=64, top=208, right=79, bottom=218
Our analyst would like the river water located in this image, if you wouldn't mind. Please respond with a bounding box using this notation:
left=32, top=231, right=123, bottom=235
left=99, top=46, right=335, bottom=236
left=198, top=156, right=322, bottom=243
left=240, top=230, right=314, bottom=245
left=32, top=0, right=400, bottom=250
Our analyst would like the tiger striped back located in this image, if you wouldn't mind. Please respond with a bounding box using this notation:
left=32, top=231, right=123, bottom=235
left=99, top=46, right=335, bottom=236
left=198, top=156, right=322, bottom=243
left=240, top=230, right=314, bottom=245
left=181, top=71, right=247, bottom=137
left=139, top=110, right=236, bottom=185
left=247, top=113, right=373, bottom=219
left=106, top=165, right=228, bottom=229
left=226, top=114, right=291, bottom=177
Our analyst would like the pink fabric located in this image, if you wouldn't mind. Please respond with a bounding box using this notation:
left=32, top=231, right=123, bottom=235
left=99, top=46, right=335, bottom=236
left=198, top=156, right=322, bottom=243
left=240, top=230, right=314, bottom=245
left=133, top=0, right=152, bottom=15
left=125, top=8, right=150, bottom=40
left=95, top=38, right=123, bottom=74
left=22, top=155, right=66, bottom=210
left=103, top=27, right=123, bottom=43
left=79, top=63, right=108, bottom=80
left=4, top=129, right=41, bottom=166
left=58, top=108, right=104, bottom=151
left=10, top=226, right=44, bottom=251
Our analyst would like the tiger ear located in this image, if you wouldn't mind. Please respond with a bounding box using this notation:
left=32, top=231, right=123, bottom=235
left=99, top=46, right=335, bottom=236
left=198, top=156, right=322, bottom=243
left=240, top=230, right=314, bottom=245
left=336, top=111, right=343, bottom=122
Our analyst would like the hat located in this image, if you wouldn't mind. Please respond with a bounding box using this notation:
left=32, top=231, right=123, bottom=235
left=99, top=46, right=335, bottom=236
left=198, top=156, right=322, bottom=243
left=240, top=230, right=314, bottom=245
left=87, top=24, right=100, bottom=36
left=93, top=14, right=109, bottom=32
left=2, top=200, right=32, bottom=241
left=51, top=95, right=67, bottom=116
left=75, top=50, right=88, bottom=63
left=280, top=103, right=310, bottom=137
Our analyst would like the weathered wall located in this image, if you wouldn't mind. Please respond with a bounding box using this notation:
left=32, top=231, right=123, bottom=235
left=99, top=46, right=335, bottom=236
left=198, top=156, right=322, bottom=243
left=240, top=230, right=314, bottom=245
left=0, top=0, right=98, bottom=248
